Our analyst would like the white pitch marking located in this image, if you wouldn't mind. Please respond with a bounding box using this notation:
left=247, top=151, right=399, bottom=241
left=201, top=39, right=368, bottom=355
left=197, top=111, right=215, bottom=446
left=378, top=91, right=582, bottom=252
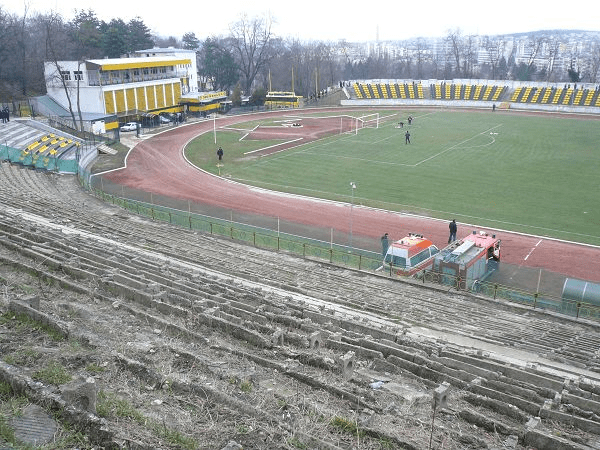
left=524, top=239, right=543, bottom=261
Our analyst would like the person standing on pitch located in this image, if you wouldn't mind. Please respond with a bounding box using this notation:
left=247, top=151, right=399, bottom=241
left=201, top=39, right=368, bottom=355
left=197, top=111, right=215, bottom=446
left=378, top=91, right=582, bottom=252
left=405, top=130, right=410, bottom=144
left=217, top=147, right=224, bottom=161
left=448, top=219, right=457, bottom=243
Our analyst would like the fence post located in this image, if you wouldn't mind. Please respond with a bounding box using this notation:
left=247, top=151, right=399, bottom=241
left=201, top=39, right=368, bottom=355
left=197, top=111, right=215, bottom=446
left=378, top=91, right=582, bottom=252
left=533, top=293, right=538, bottom=309
left=577, top=302, right=581, bottom=319
left=358, top=255, right=362, bottom=271
left=329, top=249, right=333, bottom=263
left=253, top=232, right=256, bottom=247
left=189, top=215, right=192, bottom=229
left=230, top=227, right=233, bottom=239
left=303, top=243, right=306, bottom=258
left=169, top=212, right=172, bottom=224
left=151, top=208, right=154, bottom=220
left=210, top=223, right=213, bottom=234
left=493, top=284, right=498, bottom=299
left=277, top=236, right=280, bottom=251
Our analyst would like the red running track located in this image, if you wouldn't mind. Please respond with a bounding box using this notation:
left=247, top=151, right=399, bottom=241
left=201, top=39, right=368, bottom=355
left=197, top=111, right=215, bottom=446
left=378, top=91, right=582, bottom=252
left=102, top=110, right=600, bottom=284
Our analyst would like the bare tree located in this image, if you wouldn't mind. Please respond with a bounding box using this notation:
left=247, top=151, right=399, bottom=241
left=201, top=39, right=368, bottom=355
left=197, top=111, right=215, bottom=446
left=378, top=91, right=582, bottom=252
left=462, top=34, right=478, bottom=78
left=414, top=38, right=430, bottom=80
left=229, top=13, right=274, bottom=94
left=482, top=35, right=506, bottom=80
left=521, top=34, right=546, bottom=80
left=587, top=39, right=600, bottom=84
left=446, top=29, right=464, bottom=78
left=13, top=4, right=32, bottom=97
left=543, top=36, right=562, bottom=82
left=43, top=13, right=83, bottom=131
left=0, top=7, right=11, bottom=85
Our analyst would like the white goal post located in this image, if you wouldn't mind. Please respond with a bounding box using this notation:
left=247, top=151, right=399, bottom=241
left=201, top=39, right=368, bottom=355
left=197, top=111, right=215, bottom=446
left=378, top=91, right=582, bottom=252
left=354, top=113, right=379, bottom=134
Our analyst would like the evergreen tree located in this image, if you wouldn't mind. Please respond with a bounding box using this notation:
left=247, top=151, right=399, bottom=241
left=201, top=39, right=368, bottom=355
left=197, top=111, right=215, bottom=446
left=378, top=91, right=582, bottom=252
left=182, top=32, right=200, bottom=50
left=100, top=19, right=128, bottom=58
left=230, top=83, right=242, bottom=106
left=249, top=87, right=266, bottom=106
left=200, top=37, right=239, bottom=90
left=127, top=17, right=154, bottom=51
left=68, top=9, right=103, bottom=59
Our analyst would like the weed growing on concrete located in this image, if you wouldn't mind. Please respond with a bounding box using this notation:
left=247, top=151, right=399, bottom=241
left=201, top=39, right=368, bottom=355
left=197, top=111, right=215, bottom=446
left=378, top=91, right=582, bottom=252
left=0, top=387, right=28, bottom=447
left=330, top=415, right=364, bottom=438
left=85, top=363, right=106, bottom=373
left=287, top=436, right=308, bottom=449
left=33, top=361, right=72, bottom=385
left=240, top=380, right=252, bottom=393
left=151, top=421, right=197, bottom=450
left=0, top=382, right=11, bottom=400
left=97, top=391, right=198, bottom=448
left=97, top=391, right=144, bottom=424
left=1, top=312, right=64, bottom=341
left=0, top=418, right=16, bottom=448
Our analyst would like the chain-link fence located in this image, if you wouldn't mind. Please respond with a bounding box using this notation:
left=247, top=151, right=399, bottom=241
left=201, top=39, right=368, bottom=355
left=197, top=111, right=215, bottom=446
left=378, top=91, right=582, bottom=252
left=79, top=167, right=600, bottom=324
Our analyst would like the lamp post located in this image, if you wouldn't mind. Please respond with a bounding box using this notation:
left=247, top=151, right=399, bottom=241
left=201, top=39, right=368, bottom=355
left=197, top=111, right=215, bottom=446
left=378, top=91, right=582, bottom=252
left=348, top=182, right=356, bottom=253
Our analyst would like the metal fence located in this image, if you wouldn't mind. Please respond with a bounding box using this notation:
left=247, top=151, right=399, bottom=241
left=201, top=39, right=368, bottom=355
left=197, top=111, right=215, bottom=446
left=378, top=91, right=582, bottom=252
left=420, top=269, right=600, bottom=321
left=79, top=168, right=600, bottom=325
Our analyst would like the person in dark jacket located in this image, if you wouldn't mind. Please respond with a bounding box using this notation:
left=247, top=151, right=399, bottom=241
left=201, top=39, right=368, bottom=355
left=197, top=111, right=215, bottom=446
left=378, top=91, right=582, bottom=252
left=448, top=219, right=457, bottom=243
left=381, top=233, right=390, bottom=257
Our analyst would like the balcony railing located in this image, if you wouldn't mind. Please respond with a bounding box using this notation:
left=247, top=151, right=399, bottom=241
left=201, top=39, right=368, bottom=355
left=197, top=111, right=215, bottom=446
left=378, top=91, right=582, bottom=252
left=84, top=69, right=189, bottom=87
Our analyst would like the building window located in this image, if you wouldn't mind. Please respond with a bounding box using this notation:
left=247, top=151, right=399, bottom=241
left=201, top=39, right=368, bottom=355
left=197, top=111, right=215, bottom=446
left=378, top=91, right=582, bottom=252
left=74, top=71, right=83, bottom=81
left=60, top=70, right=71, bottom=81
left=151, top=67, right=157, bottom=74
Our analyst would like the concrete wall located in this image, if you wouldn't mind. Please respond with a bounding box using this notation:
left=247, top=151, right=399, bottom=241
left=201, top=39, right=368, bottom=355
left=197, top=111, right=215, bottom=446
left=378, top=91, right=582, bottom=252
left=341, top=98, right=600, bottom=115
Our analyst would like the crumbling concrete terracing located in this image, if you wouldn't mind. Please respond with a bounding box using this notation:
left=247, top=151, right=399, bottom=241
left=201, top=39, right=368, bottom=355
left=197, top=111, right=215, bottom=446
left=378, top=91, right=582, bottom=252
left=2, top=162, right=600, bottom=448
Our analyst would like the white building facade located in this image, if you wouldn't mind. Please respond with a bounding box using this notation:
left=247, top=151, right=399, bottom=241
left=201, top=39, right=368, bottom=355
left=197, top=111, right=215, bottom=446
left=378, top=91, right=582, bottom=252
left=44, top=50, right=196, bottom=130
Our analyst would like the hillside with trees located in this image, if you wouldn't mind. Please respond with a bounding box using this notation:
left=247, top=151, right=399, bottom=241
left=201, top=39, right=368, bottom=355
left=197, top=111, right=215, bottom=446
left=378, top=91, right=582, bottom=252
left=1, top=5, right=600, bottom=105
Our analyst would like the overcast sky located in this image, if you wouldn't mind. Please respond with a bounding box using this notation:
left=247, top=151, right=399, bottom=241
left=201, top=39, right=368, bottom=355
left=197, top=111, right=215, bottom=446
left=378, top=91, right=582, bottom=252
left=4, top=0, right=600, bottom=42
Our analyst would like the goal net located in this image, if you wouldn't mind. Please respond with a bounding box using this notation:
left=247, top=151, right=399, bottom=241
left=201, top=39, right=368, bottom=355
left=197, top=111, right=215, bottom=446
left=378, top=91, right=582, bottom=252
left=354, top=113, right=379, bottom=134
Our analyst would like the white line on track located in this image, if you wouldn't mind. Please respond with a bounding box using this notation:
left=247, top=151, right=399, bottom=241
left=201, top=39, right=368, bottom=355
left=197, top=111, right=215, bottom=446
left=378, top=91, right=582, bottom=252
left=524, top=239, right=543, bottom=260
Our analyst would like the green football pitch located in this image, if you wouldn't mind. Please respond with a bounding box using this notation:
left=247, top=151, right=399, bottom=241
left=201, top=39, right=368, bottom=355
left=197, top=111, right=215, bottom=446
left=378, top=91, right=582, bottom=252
left=184, top=108, right=600, bottom=246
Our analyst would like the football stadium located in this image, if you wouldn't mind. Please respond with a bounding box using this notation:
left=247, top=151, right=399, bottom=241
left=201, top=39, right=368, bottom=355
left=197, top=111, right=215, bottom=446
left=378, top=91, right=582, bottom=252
left=2, top=78, right=600, bottom=448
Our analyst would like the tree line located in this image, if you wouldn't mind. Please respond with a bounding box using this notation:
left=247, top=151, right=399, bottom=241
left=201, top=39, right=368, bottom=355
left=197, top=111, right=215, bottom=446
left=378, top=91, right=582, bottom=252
left=2, top=6, right=600, bottom=106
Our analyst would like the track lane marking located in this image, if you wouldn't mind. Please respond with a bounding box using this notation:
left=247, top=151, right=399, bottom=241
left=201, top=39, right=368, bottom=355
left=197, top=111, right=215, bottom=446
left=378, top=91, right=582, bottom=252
left=524, top=239, right=543, bottom=261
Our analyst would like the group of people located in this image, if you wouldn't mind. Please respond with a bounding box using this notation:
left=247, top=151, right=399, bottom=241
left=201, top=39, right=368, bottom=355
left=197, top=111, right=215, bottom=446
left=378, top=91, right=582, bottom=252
left=396, top=116, right=414, bottom=144
left=1, top=108, right=9, bottom=124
